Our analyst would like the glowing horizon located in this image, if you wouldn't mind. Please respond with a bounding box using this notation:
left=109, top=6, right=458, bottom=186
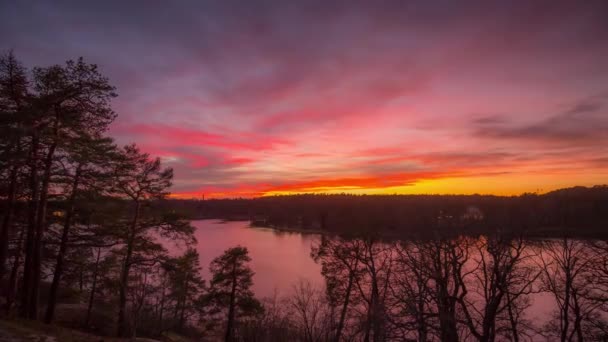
left=169, top=174, right=607, bottom=199
left=4, top=2, right=607, bottom=198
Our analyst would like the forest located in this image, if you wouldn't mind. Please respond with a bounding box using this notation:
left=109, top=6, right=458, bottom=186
left=167, top=186, right=608, bottom=238
left=2, top=53, right=608, bottom=342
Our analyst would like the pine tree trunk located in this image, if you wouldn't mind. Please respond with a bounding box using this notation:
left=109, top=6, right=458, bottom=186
left=0, top=165, right=18, bottom=287
left=117, top=201, right=140, bottom=337
left=84, top=248, right=101, bottom=328
left=157, top=285, right=166, bottom=336
left=30, top=133, right=58, bottom=319
left=5, top=222, right=25, bottom=314
left=179, top=274, right=189, bottom=330
left=21, top=133, right=39, bottom=319
left=1, top=56, right=24, bottom=288
left=45, top=165, right=81, bottom=324
left=225, top=262, right=238, bottom=342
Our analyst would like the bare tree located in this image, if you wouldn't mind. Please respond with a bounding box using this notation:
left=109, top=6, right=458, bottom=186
left=580, top=240, right=608, bottom=339
left=414, top=237, right=472, bottom=342
left=290, top=280, right=332, bottom=342
left=458, top=236, right=540, bottom=342
left=389, top=241, right=435, bottom=342
left=538, top=238, right=599, bottom=341
left=351, top=237, right=393, bottom=342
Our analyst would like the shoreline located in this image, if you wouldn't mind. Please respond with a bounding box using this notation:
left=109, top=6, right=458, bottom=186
left=248, top=222, right=327, bottom=235
left=191, top=218, right=608, bottom=240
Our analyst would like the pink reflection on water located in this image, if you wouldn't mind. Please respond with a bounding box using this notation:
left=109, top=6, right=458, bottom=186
left=188, top=220, right=323, bottom=298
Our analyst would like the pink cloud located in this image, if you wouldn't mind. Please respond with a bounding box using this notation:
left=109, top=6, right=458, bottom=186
left=10, top=2, right=607, bottom=197
left=113, top=123, right=291, bottom=151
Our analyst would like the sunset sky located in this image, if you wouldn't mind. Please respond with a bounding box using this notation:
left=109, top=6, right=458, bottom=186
left=2, top=1, right=607, bottom=198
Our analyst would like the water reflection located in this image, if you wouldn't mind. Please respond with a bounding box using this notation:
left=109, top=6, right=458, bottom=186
left=190, top=220, right=323, bottom=298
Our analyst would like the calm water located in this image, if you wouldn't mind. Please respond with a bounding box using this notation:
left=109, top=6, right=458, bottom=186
left=191, top=219, right=323, bottom=298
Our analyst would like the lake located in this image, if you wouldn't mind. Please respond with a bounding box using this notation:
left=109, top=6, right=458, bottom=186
left=190, top=219, right=323, bottom=298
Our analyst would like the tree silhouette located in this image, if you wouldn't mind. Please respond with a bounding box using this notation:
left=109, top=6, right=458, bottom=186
left=44, top=134, right=117, bottom=323
left=204, top=246, right=261, bottom=342
left=111, top=143, right=193, bottom=337
left=538, top=238, right=600, bottom=341
left=289, top=280, right=333, bottom=342
left=165, top=248, right=205, bottom=331
left=311, top=236, right=362, bottom=342
left=24, top=58, right=116, bottom=319
left=0, top=51, right=29, bottom=291
left=458, top=236, right=540, bottom=342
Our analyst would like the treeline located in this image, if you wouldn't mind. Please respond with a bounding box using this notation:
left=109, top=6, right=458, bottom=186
left=0, top=52, right=266, bottom=340
left=167, top=187, right=608, bottom=238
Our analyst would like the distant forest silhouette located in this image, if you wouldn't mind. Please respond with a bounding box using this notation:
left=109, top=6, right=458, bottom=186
left=166, top=186, right=608, bottom=238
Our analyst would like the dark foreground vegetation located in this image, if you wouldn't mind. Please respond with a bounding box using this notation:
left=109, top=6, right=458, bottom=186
left=167, top=185, right=608, bottom=238
left=2, top=53, right=608, bottom=341
left=0, top=53, right=267, bottom=340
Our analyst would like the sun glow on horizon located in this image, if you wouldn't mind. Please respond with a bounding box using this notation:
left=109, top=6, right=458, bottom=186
left=170, top=172, right=608, bottom=199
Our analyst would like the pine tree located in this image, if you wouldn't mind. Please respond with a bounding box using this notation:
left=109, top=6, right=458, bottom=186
left=111, top=144, right=194, bottom=337
left=21, top=57, right=117, bottom=319
left=44, top=134, right=117, bottom=323
left=205, top=246, right=262, bottom=342
left=164, top=248, right=205, bottom=331
left=0, top=51, right=29, bottom=293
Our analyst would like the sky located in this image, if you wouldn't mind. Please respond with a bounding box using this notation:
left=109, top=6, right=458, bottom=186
left=1, top=1, right=607, bottom=198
